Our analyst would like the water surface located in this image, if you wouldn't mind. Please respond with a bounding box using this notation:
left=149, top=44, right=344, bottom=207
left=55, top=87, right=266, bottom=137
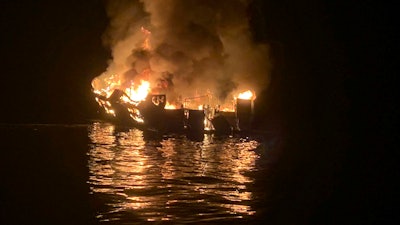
left=1, top=122, right=272, bottom=225
left=88, top=122, right=268, bottom=224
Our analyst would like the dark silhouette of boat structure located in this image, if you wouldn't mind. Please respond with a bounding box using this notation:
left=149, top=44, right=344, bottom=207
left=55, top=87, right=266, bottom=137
left=93, top=89, right=254, bottom=136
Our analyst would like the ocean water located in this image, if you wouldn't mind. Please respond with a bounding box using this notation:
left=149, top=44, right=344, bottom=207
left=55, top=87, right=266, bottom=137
left=0, top=122, right=274, bottom=225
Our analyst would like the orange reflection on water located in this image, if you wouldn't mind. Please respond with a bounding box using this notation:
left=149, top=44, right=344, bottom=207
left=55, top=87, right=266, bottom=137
left=88, top=122, right=261, bottom=223
left=158, top=138, right=176, bottom=180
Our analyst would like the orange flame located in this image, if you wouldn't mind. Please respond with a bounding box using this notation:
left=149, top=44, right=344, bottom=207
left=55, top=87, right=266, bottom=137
left=165, top=102, right=177, bottom=109
left=237, top=90, right=255, bottom=100
left=123, top=80, right=150, bottom=102
left=91, top=74, right=122, bottom=98
left=141, top=26, right=151, bottom=50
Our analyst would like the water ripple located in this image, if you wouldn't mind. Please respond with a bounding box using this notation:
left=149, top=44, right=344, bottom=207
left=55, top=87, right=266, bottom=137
left=88, top=122, right=262, bottom=224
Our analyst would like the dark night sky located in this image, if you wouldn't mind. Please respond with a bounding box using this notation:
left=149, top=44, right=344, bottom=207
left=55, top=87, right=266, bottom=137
left=250, top=1, right=398, bottom=224
left=1, top=0, right=398, bottom=224
left=1, top=0, right=109, bottom=123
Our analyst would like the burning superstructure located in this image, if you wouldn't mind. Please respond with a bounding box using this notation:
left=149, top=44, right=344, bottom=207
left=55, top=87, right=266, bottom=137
left=92, top=73, right=256, bottom=133
left=91, top=0, right=268, bottom=133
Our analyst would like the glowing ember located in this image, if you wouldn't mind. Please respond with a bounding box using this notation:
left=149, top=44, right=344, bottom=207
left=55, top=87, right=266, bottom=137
left=237, top=90, right=255, bottom=100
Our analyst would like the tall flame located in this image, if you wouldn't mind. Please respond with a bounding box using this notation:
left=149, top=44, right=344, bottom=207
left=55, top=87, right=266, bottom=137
left=91, top=27, right=153, bottom=107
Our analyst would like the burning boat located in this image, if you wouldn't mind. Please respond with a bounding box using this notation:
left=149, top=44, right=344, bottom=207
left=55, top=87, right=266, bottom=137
left=92, top=81, right=256, bottom=134
left=91, top=11, right=265, bottom=134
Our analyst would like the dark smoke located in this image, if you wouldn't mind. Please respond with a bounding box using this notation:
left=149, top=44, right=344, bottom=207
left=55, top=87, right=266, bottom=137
left=95, top=0, right=271, bottom=104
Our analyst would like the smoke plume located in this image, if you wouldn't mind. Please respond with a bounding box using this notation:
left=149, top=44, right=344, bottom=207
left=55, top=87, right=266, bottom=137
left=95, top=0, right=271, bottom=105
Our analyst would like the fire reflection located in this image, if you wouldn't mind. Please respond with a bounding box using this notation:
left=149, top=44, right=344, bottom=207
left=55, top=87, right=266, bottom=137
left=88, top=122, right=260, bottom=223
